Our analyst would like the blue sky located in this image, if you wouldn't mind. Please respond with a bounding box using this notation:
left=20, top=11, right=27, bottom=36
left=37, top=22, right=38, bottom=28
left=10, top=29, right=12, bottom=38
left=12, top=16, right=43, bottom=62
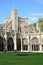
left=0, top=0, right=43, bottom=24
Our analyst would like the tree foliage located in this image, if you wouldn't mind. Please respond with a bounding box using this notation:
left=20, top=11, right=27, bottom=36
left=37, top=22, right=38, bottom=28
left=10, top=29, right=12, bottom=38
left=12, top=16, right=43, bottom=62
left=38, top=18, right=43, bottom=32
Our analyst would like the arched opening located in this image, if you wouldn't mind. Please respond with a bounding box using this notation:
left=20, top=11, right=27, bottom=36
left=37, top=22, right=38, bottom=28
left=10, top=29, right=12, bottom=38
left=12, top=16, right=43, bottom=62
left=17, top=38, right=21, bottom=51
left=31, top=37, right=39, bottom=51
left=23, top=38, right=28, bottom=51
left=7, top=37, right=14, bottom=51
left=0, top=36, right=4, bottom=51
left=41, top=39, right=43, bottom=51
left=42, top=45, right=43, bottom=51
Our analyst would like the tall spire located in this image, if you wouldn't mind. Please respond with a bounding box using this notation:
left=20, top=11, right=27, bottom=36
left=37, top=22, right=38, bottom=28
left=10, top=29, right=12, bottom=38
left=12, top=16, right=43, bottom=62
left=12, top=0, right=14, bottom=10
left=9, top=0, right=15, bottom=10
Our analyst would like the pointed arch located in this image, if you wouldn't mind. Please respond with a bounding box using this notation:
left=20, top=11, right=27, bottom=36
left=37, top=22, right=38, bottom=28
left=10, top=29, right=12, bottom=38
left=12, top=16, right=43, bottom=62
left=31, top=37, right=39, bottom=51
left=31, top=37, right=39, bottom=45
left=22, top=38, right=28, bottom=50
left=17, top=38, right=21, bottom=51
left=7, top=37, right=14, bottom=51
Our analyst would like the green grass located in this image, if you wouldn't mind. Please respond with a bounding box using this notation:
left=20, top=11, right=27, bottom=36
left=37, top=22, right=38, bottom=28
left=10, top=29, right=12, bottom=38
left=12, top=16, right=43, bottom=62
left=0, top=52, right=43, bottom=65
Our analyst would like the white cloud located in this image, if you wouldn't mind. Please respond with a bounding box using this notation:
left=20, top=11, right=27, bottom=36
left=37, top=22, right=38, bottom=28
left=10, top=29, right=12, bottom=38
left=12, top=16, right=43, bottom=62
left=31, top=17, right=38, bottom=21
left=27, top=13, right=43, bottom=24
left=28, top=17, right=38, bottom=24
left=28, top=17, right=38, bottom=20
left=28, top=13, right=43, bottom=16
left=35, top=0, right=43, bottom=4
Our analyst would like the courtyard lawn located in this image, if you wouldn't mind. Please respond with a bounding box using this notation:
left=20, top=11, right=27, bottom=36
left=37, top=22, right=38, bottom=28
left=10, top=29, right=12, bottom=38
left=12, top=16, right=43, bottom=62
left=0, top=52, right=43, bottom=65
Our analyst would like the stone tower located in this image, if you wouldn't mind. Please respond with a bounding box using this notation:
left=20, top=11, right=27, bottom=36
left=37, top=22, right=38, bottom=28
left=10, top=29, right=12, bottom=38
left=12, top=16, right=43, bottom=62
left=11, top=10, right=18, bottom=33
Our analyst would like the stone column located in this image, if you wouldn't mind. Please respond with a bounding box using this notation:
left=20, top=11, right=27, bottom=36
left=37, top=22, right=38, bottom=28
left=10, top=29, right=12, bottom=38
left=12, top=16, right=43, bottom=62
left=4, top=33, right=7, bottom=51
left=33, top=45, right=34, bottom=51
left=28, top=37, right=29, bottom=52
left=14, top=33, right=17, bottom=51
left=21, top=37, right=23, bottom=52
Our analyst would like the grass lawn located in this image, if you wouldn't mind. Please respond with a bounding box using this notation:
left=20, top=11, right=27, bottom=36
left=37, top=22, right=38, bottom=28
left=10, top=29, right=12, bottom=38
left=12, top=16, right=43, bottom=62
left=0, top=52, right=43, bottom=65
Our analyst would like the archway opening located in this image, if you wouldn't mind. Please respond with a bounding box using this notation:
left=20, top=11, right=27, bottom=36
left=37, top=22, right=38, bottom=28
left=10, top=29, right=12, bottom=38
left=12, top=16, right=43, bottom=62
left=0, top=36, right=4, bottom=51
left=41, top=39, right=43, bottom=51
left=17, top=38, right=21, bottom=51
left=42, top=45, right=43, bottom=51
left=31, top=37, right=39, bottom=51
left=23, top=39, right=28, bottom=51
left=7, top=37, right=14, bottom=51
